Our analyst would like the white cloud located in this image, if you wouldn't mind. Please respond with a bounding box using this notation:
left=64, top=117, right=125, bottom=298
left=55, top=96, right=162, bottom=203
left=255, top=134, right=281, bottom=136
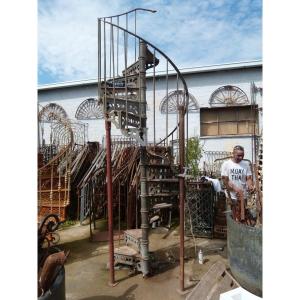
left=38, top=0, right=262, bottom=84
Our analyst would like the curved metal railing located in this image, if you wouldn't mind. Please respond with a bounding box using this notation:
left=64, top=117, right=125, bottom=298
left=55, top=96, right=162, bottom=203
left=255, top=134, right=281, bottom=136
left=98, top=11, right=190, bottom=149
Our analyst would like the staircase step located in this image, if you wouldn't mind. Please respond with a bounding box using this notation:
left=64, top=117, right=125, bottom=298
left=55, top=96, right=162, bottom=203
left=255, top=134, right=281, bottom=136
left=147, top=192, right=178, bottom=197
left=104, top=74, right=139, bottom=87
left=114, top=246, right=140, bottom=266
left=103, top=86, right=139, bottom=92
left=118, top=111, right=146, bottom=129
left=115, top=246, right=138, bottom=256
left=145, top=163, right=174, bottom=168
left=152, top=203, right=172, bottom=209
left=148, top=178, right=179, bottom=183
left=105, top=97, right=146, bottom=116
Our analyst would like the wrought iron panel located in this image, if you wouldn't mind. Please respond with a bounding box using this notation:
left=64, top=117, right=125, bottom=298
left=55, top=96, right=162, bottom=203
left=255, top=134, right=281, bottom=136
left=39, top=103, right=68, bottom=122
left=185, top=182, right=215, bottom=238
left=160, top=90, right=199, bottom=114
left=75, top=98, right=104, bottom=120
left=209, top=85, right=249, bottom=106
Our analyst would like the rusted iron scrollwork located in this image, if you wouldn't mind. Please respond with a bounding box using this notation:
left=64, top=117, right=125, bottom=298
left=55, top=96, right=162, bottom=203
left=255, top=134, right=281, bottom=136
left=38, top=213, right=69, bottom=298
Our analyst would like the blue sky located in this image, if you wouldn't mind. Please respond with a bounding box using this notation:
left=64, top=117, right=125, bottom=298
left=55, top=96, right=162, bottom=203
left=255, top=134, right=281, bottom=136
left=38, top=0, right=262, bottom=85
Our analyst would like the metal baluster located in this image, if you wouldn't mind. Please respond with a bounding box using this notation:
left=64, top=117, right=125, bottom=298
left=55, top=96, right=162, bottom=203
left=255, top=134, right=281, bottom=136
left=153, top=48, right=156, bottom=145
left=50, top=163, right=54, bottom=213
left=124, top=30, right=128, bottom=128
left=176, top=73, right=179, bottom=146
left=117, top=17, right=119, bottom=76
left=186, top=91, right=189, bottom=163
left=135, top=10, right=137, bottom=61
left=98, top=19, right=102, bottom=107
left=111, top=23, right=116, bottom=110
left=109, top=17, right=112, bottom=79
left=104, top=19, right=107, bottom=113
left=166, top=61, right=169, bottom=145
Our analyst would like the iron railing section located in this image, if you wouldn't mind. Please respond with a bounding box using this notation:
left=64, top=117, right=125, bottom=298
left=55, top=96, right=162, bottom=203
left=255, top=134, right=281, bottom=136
left=185, top=182, right=215, bottom=238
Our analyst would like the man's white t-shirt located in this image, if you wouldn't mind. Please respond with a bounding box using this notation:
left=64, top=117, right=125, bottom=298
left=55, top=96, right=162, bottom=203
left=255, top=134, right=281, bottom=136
left=221, top=159, right=252, bottom=200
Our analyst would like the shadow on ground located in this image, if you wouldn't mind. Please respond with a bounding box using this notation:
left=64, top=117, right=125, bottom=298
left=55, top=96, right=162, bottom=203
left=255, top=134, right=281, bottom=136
left=79, top=284, right=138, bottom=300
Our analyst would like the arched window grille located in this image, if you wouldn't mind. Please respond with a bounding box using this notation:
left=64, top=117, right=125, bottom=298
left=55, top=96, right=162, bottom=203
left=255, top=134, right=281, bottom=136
left=75, top=98, right=104, bottom=120
left=159, top=90, right=199, bottom=114
left=209, top=85, right=249, bottom=106
left=39, top=103, right=68, bottom=122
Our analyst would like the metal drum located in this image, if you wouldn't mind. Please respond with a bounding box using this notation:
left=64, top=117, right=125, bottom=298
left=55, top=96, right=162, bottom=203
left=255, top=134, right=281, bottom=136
left=226, top=213, right=262, bottom=297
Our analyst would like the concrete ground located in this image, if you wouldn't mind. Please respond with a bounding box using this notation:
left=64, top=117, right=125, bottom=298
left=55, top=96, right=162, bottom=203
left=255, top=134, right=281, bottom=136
left=56, top=222, right=228, bottom=300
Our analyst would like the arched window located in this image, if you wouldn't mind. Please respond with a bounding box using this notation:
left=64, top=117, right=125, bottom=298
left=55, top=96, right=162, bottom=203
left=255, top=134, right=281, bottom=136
left=39, top=103, right=68, bottom=122
left=209, top=85, right=249, bottom=106
left=159, top=90, right=199, bottom=114
left=75, top=98, right=104, bottom=120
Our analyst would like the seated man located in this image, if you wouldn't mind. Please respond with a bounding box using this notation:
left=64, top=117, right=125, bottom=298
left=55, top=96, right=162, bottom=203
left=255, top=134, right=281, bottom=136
left=221, top=145, right=255, bottom=221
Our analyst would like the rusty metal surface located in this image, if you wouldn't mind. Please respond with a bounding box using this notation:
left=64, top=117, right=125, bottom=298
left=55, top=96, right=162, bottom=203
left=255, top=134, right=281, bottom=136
left=185, top=182, right=215, bottom=238
left=226, top=213, right=262, bottom=296
left=105, top=119, right=115, bottom=285
left=178, top=105, right=185, bottom=291
left=38, top=251, right=69, bottom=297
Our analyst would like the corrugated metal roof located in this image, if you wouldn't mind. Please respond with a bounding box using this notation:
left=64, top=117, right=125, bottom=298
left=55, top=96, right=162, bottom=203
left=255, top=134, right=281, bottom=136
left=38, top=60, right=262, bottom=91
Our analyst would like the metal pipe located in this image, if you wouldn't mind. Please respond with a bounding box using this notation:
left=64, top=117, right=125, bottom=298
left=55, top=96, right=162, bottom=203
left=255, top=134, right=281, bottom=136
left=105, top=119, right=115, bottom=285
left=178, top=105, right=185, bottom=291
left=139, top=40, right=150, bottom=277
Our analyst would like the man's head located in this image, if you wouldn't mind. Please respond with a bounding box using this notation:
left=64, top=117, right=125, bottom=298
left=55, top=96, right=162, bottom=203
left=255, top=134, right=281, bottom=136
left=232, top=145, right=244, bottom=163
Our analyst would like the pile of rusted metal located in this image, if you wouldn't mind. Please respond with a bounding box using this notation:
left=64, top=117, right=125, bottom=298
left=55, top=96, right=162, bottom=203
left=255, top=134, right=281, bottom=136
left=38, top=214, right=69, bottom=299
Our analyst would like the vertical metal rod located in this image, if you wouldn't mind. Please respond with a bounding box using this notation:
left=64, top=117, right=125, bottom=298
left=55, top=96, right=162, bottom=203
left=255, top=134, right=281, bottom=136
left=104, top=19, right=107, bottom=110
left=176, top=74, right=179, bottom=147
left=135, top=10, right=137, bottom=61
left=111, top=24, right=115, bottom=109
left=124, top=31, right=128, bottom=127
left=254, top=163, right=262, bottom=224
left=117, top=17, right=119, bottom=76
left=118, top=182, right=121, bottom=247
left=58, top=167, right=61, bottom=218
left=166, top=61, right=169, bottom=145
left=153, top=49, right=156, bottom=145
left=109, top=17, right=112, bottom=79
left=139, top=40, right=150, bottom=277
left=89, top=184, right=92, bottom=239
left=186, top=93, right=189, bottom=163
left=105, top=119, right=115, bottom=285
left=138, top=38, right=142, bottom=126
left=178, top=105, right=185, bottom=292
left=93, top=181, right=96, bottom=229
left=135, top=184, right=138, bottom=229
left=98, top=19, right=101, bottom=100
left=50, top=163, right=54, bottom=213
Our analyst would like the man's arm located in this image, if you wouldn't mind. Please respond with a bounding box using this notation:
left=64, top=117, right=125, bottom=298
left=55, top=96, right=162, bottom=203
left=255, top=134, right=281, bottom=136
left=222, top=176, right=243, bottom=197
left=246, top=175, right=255, bottom=193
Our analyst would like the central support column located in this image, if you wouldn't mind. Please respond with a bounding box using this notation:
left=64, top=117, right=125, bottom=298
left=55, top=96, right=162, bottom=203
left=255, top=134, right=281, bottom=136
left=138, top=40, right=150, bottom=277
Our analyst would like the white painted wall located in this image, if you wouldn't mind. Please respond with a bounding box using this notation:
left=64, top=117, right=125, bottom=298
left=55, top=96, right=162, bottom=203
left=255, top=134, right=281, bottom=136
left=38, top=65, right=262, bottom=161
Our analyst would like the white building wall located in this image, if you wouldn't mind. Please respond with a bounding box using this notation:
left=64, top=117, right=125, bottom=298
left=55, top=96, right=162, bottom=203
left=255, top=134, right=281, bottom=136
left=38, top=64, right=262, bottom=161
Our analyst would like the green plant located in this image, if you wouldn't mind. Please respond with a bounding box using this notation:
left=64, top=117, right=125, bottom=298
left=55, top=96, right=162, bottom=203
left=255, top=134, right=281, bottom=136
left=186, top=136, right=202, bottom=178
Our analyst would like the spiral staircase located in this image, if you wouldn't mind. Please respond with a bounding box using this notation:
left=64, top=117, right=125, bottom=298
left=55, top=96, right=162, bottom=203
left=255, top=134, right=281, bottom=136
left=98, top=9, right=189, bottom=278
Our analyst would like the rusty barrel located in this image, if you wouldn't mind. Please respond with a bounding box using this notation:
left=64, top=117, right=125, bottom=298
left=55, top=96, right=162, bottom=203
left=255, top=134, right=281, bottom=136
left=39, top=267, right=65, bottom=300
left=226, top=213, right=262, bottom=297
